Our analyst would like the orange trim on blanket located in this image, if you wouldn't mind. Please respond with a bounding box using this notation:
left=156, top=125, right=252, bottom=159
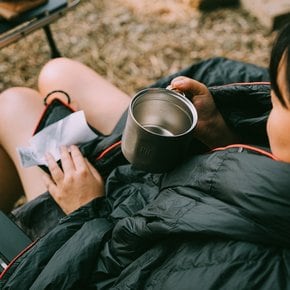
left=96, top=140, right=122, bottom=161
left=213, top=81, right=271, bottom=87
left=0, top=239, right=38, bottom=280
left=212, top=144, right=279, bottom=160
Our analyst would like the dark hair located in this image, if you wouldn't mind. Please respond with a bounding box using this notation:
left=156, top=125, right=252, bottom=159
left=269, top=22, right=290, bottom=107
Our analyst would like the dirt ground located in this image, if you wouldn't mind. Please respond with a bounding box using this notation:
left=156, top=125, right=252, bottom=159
left=0, top=0, right=276, bottom=96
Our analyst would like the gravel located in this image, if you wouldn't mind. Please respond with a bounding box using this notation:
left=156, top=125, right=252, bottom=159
left=0, top=0, right=276, bottom=96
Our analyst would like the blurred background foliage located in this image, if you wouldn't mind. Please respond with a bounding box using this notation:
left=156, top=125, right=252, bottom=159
left=0, top=0, right=276, bottom=96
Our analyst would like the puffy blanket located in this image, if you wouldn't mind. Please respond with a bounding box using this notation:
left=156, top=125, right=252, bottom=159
left=2, top=57, right=290, bottom=290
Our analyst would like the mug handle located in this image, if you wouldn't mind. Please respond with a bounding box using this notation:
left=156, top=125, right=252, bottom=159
left=166, top=85, right=186, bottom=98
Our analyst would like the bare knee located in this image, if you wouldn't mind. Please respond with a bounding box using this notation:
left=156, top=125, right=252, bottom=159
left=0, top=87, right=43, bottom=144
left=0, top=87, right=41, bottom=118
left=38, top=57, right=85, bottom=104
left=38, top=57, right=80, bottom=91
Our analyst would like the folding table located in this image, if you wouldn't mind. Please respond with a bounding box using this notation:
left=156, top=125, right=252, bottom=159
left=0, top=0, right=80, bottom=58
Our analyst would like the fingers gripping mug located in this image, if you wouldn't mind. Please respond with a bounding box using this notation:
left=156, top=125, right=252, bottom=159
left=121, top=88, right=198, bottom=172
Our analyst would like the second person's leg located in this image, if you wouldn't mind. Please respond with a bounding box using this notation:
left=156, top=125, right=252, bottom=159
left=38, top=58, right=131, bottom=135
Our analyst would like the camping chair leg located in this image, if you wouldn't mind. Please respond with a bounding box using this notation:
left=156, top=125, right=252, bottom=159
left=43, top=25, right=61, bottom=58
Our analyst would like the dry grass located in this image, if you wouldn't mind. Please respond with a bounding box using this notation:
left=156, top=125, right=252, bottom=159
left=0, top=0, right=275, bottom=96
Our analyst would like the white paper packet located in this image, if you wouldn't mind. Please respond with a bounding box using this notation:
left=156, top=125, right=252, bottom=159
left=17, top=110, right=98, bottom=167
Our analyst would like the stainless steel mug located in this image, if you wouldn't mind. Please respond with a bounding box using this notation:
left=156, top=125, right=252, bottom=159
left=121, top=88, right=198, bottom=172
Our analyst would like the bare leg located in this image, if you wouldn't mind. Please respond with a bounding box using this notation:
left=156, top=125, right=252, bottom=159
left=0, top=147, right=24, bottom=213
left=0, top=59, right=130, bottom=211
left=0, top=87, right=47, bottom=209
left=38, top=57, right=131, bottom=135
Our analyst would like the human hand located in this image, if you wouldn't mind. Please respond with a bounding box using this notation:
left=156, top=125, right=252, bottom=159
left=42, top=145, right=104, bottom=214
left=170, top=76, right=239, bottom=148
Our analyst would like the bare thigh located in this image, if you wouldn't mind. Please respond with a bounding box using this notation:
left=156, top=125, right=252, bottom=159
left=38, top=58, right=131, bottom=135
left=0, top=147, right=24, bottom=212
left=0, top=87, right=47, bottom=202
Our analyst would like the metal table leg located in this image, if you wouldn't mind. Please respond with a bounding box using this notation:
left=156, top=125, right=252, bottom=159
left=43, top=25, right=61, bottom=58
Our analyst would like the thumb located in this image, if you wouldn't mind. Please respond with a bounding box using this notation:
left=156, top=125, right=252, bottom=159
left=170, top=76, right=208, bottom=96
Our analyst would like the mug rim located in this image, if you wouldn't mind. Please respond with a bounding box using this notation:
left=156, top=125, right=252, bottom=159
left=129, top=88, right=198, bottom=137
